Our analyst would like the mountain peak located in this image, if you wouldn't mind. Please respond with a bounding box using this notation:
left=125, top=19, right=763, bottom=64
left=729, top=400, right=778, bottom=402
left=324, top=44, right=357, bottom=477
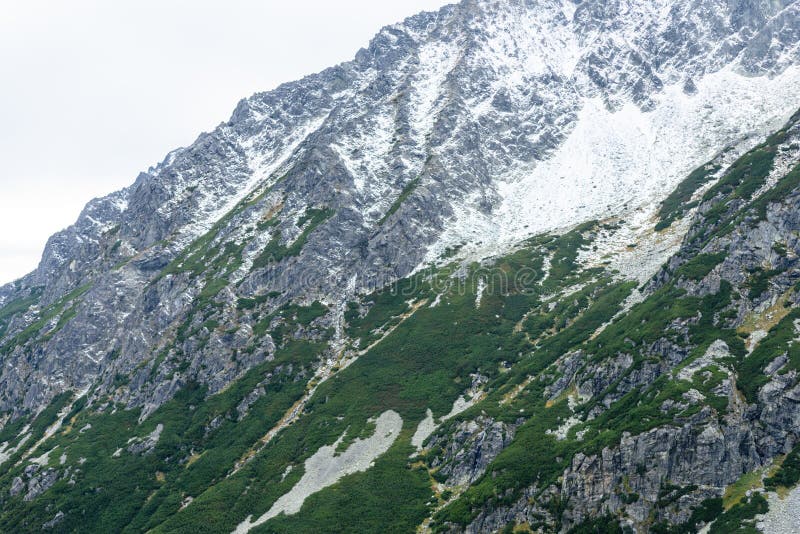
left=1, top=3, right=800, bottom=531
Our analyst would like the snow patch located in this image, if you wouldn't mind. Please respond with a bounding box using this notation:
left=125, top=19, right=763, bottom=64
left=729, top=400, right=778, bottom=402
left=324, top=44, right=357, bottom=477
left=677, top=339, right=731, bottom=381
left=425, top=66, right=800, bottom=266
left=443, top=395, right=477, bottom=421
left=748, top=329, right=769, bottom=355
left=0, top=427, right=32, bottom=466
left=331, top=104, right=396, bottom=194
left=411, top=409, right=436, bottom=450
left=410, top=40, right=460, bottom=146
left=411, top=392, right=481, bottom=453
left=21, top=386, right=90, bottom=463
left=578, top=206, right=691, bottom=284
left=174, top=112, right=331, bottom=249
left=752, top=128, right=800, bottom=199
left=561, top=0, right=577, bottom=21
left=475, top=278, right=486, bottom=308
left=31, top=446, right=57, bottom=466
left=233, top=410, right=403, bottom=533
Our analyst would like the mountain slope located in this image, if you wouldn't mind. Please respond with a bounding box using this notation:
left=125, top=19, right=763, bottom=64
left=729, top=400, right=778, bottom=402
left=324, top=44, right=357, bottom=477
left=1, top=0, right=800, bottom=532
left=1, top=0, right=800, bottom=416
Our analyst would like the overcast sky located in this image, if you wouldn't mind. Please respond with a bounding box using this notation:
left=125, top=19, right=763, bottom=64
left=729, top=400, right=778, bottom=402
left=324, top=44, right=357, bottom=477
left=0, top=0, right=452, bottom=285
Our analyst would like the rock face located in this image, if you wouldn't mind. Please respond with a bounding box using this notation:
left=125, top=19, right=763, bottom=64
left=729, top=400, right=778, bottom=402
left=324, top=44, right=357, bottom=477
left=9, top=465, right=60, bottom=503
left=430, top=416, right=520, bottom=487
left=1, top=0, right=800, bottom=419
left=439, top=108, right=800, bottom=533
left=1, top=1, right=800, bottom=532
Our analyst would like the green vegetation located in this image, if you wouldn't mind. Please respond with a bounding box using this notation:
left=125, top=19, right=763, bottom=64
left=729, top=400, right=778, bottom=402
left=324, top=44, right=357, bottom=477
left=568, top=516, right=625, bottom=533
left=0, top=339, right=325, bottom=534
left=263, top=433, right=431, bottom=533
left=736, top=308, right=800, bottom=402
left=0, top=283, right=91, bottom=354
left=3, top=112, right=800, bottom=532
left=702, top=142, right=777, bottom=205
left=745, top=266, right=783, bottom=300
left=157, top=187, right=280, bottom=280
left=652, top=498, right=723, bottom=534
left=248, top=301, right=331, bottom=347
left=160, top=227, right=226, bottom=279
left=379, top=177, right=421, bottom=225
left=290, top=301, right=328, bottom=325
left=432, top=278, right=635, bottom=528
left=683, top=113, right=800, bottom=249
left=675, top=252, right=726, bottom=281
left=237, top=293, right=277, bottom=310
left=656, top=160, right=721, bottom=231
left=0, top=220, right=787, bottom=534
left=252, top=207, right=334, bottom=269
left=0, top=288, right=42, bottom=339
left=3, top=206, right=783, bottom=533
left=765, top=442, right=800, bottom=490
left=0, top=391, right=74, bottom=469
left=153, top=245, right=559, bottom=532
left=709, top=493, right=768, bottom=534
left=724, top=470, right=765, bottom=509
left=749, top=162, right=800, bottom=222
left=542, top=222, right=596, bottom=287
left=345, top=276, right=428, bottom=345
left=432, top=236, right=753, bottom=528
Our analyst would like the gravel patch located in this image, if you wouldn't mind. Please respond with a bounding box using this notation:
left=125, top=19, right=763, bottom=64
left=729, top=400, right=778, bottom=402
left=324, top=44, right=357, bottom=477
left=757, top=486, right=800, bottom=533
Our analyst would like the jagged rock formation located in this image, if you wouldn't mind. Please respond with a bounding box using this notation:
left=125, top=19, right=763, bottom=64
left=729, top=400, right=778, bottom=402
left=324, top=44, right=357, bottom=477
left=1, top=0, right=800, bottom=417
left=427, top=109, right=800, bottom=532
left=1, top=1, right=800, bottom=532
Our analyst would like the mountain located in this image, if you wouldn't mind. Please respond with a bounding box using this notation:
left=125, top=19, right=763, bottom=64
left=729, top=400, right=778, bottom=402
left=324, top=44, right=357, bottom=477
left=1, top=0, right=800, bottom=531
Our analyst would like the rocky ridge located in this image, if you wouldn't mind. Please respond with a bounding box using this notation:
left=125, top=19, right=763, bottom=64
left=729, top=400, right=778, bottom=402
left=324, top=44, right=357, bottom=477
left=1, top=1, right=800, bottom=532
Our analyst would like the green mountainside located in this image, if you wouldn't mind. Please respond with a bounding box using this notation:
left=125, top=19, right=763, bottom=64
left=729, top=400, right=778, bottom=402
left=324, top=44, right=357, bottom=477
left=1, top=109, right=799, bottom=533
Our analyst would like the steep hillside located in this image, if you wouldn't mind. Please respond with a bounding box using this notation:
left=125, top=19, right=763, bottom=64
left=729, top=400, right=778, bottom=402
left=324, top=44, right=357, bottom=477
left=1, top=0, right=800, bottom=532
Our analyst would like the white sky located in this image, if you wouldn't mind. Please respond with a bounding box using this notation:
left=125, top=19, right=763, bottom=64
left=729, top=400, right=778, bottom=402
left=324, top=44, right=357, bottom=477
left=0, top=0, right=452, bottom=285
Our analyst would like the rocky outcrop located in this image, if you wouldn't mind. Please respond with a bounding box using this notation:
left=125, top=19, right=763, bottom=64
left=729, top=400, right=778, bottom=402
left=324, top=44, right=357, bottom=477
left=442, top=116, right=800, bottom=533
left=1, top=0, right=800, bottom=423
left=560, top=416, right=761, bottom=528
left=126, top=423, right=163, bottom=456
left=1, top=1, right=800, bottom=532
left=10, top=464, right=60, bottom=503
left=42, top=511, right=65, bottom=530
left=430, top=416, right=520, bottom=487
